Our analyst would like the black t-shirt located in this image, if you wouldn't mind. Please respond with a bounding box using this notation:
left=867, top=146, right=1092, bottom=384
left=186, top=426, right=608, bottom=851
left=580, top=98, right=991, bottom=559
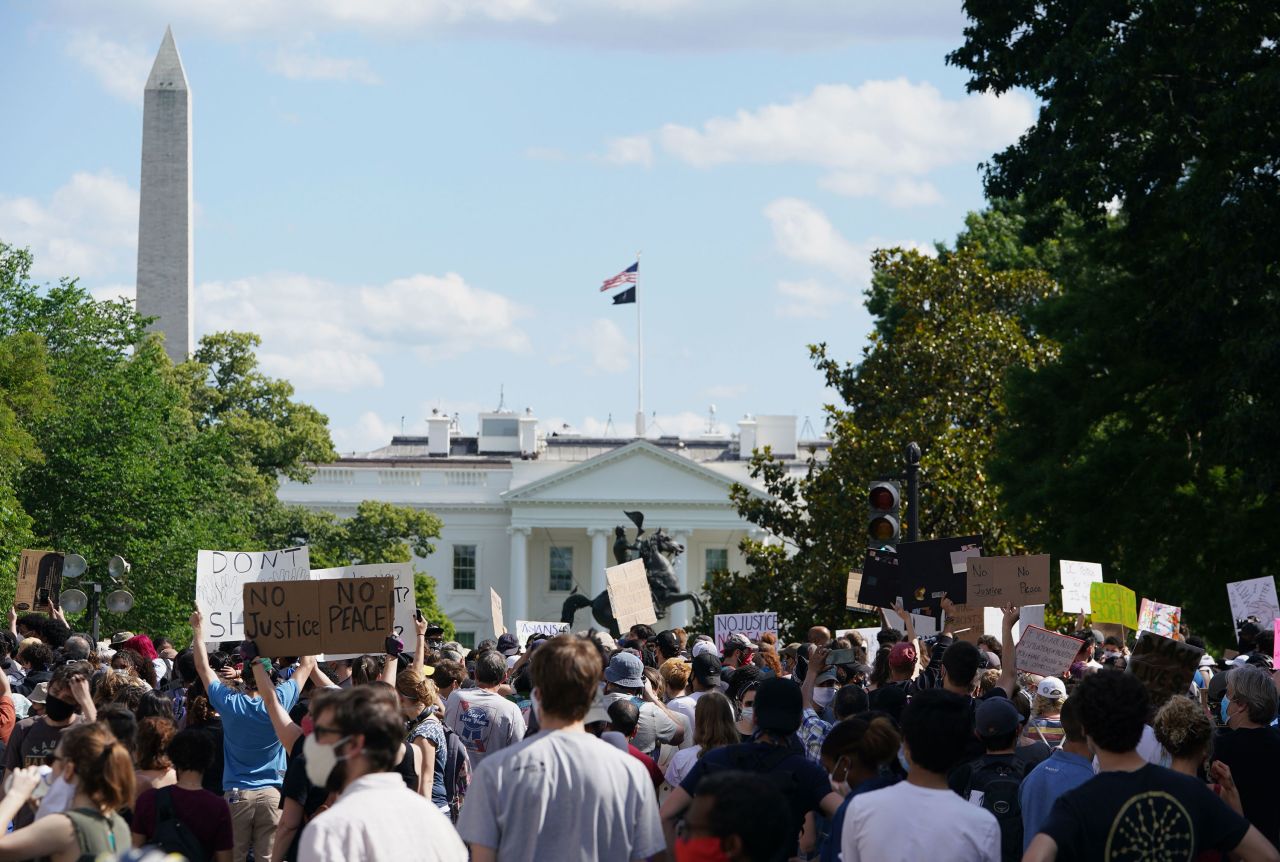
left=1041, top=764, right=1250, bottom=860
left=1016, top=739, right=1051, bottom=768
left=1212, top=726, right=1280, bottom=847
left=279, top=737, right=331, bottom=862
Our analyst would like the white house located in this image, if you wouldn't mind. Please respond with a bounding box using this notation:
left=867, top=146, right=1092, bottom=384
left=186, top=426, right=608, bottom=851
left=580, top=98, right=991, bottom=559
left=277, top=410, right=827, bottom=647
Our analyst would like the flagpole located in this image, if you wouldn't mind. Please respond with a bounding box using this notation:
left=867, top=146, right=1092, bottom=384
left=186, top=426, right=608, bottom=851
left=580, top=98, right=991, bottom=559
left=634, top=250, right=645, bottom=438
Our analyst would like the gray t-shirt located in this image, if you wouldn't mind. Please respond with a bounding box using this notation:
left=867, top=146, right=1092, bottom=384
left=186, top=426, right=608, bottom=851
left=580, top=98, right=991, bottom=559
left=457, top=729, right=665, bottom=862
left=444, top=687, right=527, bottom=767
left=601, top=693, right=680, bottom=755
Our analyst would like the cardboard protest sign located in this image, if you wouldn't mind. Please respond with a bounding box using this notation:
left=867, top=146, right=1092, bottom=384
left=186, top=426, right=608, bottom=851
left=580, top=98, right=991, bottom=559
left=713, top=613, right=778, bottom=652
left=845, top=572, right=877, bottom=613
left=966, top=555, right=1050, bottom=607
left=490, top=588, right=506, bottom=638
left=515, top=620, right=570, bottom=643
left=946, top=603, right=986, bottom=642
left=312, top=562, right=415, bottom=638
left=15, top=550, right=63, bottom=612
left=1060, top=560, right=1103, bottom=614
left=243, top=576, right=392, bottom=656
left=196, top=547, right=311, bottom=640
left=1274, top=620, right=1280, bottom=667
left=856, top=548, right=901, bottom=609
left=1225, top=577, right=1280, bottom=626
left=896, top=535, right=982, bottom=614
left=1095, top=622, right=1126, bottom=646
left=883, top=608, right=941, bottom=638
left=1016, top=626, right=1084, bottom=678
left=1089, top=582, right=1138, bottom=629
left=1129, top=631, right=1204, bottom=707
left=984, top=604, right=1045, bottom=641
left=1137, top=598, right=1182, bottom=640
left=606, top=559, right=656, bottom=630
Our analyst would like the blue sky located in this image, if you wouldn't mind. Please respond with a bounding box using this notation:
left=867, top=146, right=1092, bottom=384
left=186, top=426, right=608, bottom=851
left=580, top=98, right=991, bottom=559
left=0, top=1, right=1034, bottom=451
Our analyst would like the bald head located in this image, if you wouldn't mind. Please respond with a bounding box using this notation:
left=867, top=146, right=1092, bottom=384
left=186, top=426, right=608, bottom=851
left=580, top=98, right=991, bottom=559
left=808, top=626, right=832, bottom=647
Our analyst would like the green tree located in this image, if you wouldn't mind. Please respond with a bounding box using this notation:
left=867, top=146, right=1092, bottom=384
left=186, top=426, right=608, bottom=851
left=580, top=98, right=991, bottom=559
left=704, top=243, right=1059, bottom=638
left=0, top=330, right=54, bottom=591
left=950, top=1, right=1280, bottom=641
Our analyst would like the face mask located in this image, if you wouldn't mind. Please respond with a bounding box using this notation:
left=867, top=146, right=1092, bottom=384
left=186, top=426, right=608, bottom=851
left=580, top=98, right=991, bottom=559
left=812, top=687, right=837, bottom=709
left=113, top=668, right=129, bottom=677
left=897, top=744, right=910, bottom=775
left=44, top=694, right=76, bottom=722
left=303, top=733, right=350, bottom=787
left=675, top=836, right=729, bottom=862
left=739, top=707, right=754, bottom=723
left=1220, top=695, right=1232, bottom=725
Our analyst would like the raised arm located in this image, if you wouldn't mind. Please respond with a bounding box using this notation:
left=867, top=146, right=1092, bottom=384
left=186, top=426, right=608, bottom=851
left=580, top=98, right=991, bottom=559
left=6, top=607, right=16, bottom=642
left=246, top=641, right=302, bottom=751
left=189, top=610, right=217, bottom=689
left=379, top=634, right=403, bottom=686
left=999, top=603, right=1020, bottom=698
left=67, top=673, right=95, bottom=724
left=802, top=645, right=828, bottom=711
left=412, top=610, right=428, bottom=680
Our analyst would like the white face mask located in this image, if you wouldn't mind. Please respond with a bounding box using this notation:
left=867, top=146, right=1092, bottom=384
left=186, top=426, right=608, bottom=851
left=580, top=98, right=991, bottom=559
left=739, top=706, right=754, bottom=723
left=812, top=687, right=837, bottom=709
left=303, top=733, right=350, bottom=787
left=897, top=744, right=911, bottom=775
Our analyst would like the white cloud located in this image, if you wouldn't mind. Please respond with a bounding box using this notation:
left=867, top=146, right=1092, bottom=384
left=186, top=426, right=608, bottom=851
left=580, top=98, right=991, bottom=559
left=609, top=80, right=1034, bottom=204
left=600, top=136, right=653, bottom=167
left=89, top=283, right=137, bottom=303
left=763, top=198, right=868, bottom=281
left=271, top=47, right=381, bottom=84
left=574, top=318, right=631, bottom=374
left=774, top=279, right=849, bottom=319
left=331, top=411, right=402, bottom=453
left=0, top=171, right=138, bottom=279
left=65, top=31, right=152, bottom=103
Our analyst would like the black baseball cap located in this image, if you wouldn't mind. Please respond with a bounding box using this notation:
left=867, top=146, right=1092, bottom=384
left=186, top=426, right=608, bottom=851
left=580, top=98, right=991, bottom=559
left=656, top=630, right=680, bottom=655
left=691, top=652, right=721, bottom=686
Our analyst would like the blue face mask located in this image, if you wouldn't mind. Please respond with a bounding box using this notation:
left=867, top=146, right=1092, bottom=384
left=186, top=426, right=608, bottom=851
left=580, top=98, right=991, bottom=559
left=897, top=744, right=910, bottom=774
left=1220, top=695, right=1231, bottom=725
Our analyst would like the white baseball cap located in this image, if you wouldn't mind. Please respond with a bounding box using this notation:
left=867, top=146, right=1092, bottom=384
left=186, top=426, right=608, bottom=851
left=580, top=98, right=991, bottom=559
left=1036, top=677, right=1067, bottom=700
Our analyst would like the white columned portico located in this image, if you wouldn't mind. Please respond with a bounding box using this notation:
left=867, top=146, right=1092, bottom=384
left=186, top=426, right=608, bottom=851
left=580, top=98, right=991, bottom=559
left=588, top=527, right=610, bottom=597
left=670, top=530, right=692, bottom=629
left=507, top=526, right=531, bottom=624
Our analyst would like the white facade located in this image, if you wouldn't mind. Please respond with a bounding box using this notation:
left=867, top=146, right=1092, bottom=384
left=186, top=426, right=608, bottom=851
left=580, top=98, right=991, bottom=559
left=278, top=417, right=827, bottom=647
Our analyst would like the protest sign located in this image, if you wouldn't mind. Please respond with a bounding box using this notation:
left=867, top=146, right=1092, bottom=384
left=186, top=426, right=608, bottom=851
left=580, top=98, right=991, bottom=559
left=1137, top=598, right=1182, bottom=640
left=883, top=608, right=941, bottom=638
left=946, top=603, right=986, bottom=642
left=984, top=605, right=1045, bottom=641
left=490, top=588, right=506, bottom=637
left=713, top=613, right=778, bottom=652
left=851, top=627, right=882, bottom=648
left=1225, top=577, right=1280, bottom=626
left=1129, top=631, right=1204, bottom=706
left=1275, top=621, right=1280, bottom=666
left=966, top=555, right=1050, bottom=607
left=845, top=572, right=877, bottom=613
left=1095, top=622, right=1126, bottom=646
left=243, top=576, right=392, bottom=656
left=897, top=535, right=982, bottom=614
left=15, top=550, right=63, bottom=612
left=1016, top=626, right=1084, bottom=678
left=312, top=562, right=415, bottom=638
left=606, top=559, right=656, bottom=630
left=196, top=547, right=311, bottom=640
left=1060, top=560, right=1103, bottom=614
left=857, top=548, right=901, bottom=609
left=515, top=620, right=570, bottom=643
left=1089, top=582, right=1138, bottom=629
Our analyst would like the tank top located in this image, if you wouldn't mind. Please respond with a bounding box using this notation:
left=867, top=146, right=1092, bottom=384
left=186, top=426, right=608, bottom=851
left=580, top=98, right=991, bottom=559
left=63, top=807, right=130, bottom=862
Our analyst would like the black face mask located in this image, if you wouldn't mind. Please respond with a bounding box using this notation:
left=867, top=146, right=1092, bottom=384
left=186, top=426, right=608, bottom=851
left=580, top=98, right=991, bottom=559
left=44, top=694, right=75, bottom=722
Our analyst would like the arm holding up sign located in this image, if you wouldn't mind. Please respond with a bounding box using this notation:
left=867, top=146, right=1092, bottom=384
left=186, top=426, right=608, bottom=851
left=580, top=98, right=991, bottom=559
left=999, top=604, right=1020, bottom=698
left=189, top=610, right=217, bottom=690
left=412, top=610, right=427, bottom=680
left=247, top=642, right=303, bottom=751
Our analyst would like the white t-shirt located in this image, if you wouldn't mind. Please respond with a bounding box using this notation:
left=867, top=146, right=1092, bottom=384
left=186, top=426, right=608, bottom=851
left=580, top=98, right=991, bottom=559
left=663, top=745, right=700, bottom=787
left=457, top=729, right=665, bottom=862
left=444, top=687, right=527, bottom=767
left=601, top=693, right=680, bottom=754
left=666, top=691, right=705, bottom=745
left=842, top=781, right=1001, bottom=862
left=299, top=772, right=466, bottom=862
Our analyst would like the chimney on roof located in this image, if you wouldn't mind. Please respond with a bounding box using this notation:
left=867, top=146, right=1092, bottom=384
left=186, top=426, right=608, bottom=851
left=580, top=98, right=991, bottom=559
left=519, top=407, right=539, bottom=458
left=427, top=409, right=451, bottom=457
left=738, top=414, right=757, bottom=460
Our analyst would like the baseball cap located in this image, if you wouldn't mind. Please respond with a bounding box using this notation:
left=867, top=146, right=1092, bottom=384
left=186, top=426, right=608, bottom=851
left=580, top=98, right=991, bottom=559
left=1036, top=677, right=1067, bottom=700
left=1198, top=654, right=1217, bottom=669
left=496, top=633, right=520, bottom=656
left=974, top=696, right=1021, bottom=738
left=725, top=633, right=753, bottom=653
left=424, top=623, right=445, bottom=636
left=656, top=630, right=680, bottom=655
left=691, top=652, right=721, bottom=687
left=110, top=631, right=135, bottom=646
left=815, top=668, right=838, bottom=685
left=888, top=642, right=917, bottom=670
left=29, top=682, right=48, bottom=705
left=604, top=651, right=644, bottom=688
left=691, top=640, right=719, bottom=660
left=753, top=678, right=803, bottom=735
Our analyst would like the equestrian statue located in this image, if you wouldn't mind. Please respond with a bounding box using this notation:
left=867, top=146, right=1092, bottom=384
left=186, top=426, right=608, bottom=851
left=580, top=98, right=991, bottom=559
left=560, top=511, right=707, bottom=638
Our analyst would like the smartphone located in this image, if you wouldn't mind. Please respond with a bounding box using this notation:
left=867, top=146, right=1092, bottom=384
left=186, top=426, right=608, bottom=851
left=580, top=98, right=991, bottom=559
left=415, top=608, right=424, bottom=622
left=828, top=648, right=860, bottom=666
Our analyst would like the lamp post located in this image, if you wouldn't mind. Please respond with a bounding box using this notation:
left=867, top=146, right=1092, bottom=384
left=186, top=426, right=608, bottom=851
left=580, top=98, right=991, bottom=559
left=904, top=442, right=921, bottom=543
left=58, top=555, right=135, bottom=644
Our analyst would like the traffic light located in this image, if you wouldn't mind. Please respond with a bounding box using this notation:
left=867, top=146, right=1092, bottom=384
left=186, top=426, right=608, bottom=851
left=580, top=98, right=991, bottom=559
left=867, top=480, right=901, bottom=546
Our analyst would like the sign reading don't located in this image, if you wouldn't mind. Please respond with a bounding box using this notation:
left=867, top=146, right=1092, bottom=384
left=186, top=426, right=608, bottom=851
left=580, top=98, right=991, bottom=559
left=243, top=576, right=393, bottom=657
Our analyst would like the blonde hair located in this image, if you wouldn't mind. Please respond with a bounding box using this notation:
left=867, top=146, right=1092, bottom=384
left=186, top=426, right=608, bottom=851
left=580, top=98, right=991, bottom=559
left=396, top=669, right=443, bottom=713
left=693, top=691, right=739, bottom=758
left=659, top=658, right=691, bottom=695
left=1153, top=696, right=1213, bottom=760
left=1033, top=693, right=1065, bottom=717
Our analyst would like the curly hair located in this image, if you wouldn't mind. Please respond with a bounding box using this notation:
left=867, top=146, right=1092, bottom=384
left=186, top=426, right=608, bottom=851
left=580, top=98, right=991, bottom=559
left=395, top=669, right=442, bottom=713
left=1073, top=670, right=1148, bottom=753
left=135, top=716, right=176, bottom=771
left=1153, top=696, right=1213, bottom=760
left=659, top=658, right=691, bottom=695
left=755, top=649, right=783, bottom=677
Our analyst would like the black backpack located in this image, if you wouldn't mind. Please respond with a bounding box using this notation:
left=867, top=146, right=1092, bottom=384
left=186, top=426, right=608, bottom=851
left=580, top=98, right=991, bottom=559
left=964, top=756, right=1027, bottom=862
left=151, top=787, right=209, bottom=862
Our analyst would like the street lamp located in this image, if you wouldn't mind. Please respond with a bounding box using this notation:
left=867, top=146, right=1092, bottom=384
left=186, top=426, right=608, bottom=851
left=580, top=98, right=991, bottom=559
left=58, top=554, right=135, bottom=644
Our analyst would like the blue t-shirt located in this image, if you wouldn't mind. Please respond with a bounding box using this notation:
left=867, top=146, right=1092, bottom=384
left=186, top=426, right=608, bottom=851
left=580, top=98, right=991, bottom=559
left=207, top=679, right=299, bottom=790
left=1018, top=748, right=1093, bottom=852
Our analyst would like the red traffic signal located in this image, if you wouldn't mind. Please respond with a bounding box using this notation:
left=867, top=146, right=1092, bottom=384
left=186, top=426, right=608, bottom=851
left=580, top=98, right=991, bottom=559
left=868, top=481, right=901, bottom=546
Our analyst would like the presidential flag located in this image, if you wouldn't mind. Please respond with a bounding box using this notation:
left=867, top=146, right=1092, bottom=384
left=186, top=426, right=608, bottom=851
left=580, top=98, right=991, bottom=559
left=600, top=262, right=638, bottom=292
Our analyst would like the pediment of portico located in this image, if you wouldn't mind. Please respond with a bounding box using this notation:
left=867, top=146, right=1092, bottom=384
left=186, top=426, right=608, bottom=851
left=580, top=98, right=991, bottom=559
left=502, top=440, right=757, bottom=507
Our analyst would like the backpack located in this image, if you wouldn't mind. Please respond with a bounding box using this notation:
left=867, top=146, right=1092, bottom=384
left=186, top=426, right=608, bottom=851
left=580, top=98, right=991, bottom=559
left=964, top=756, right=1027, bottom=862
left=151, top=787, right=210, bottom=862
left=440, top=722, right=471, bottom=823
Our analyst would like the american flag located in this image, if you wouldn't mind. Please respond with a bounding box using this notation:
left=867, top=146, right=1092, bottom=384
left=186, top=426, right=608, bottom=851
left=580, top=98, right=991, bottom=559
left=600, top=262, right=638, bottom=292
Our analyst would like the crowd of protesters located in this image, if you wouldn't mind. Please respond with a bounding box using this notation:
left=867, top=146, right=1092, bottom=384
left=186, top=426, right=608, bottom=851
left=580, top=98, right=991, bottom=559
left=0, top=598, right=1277, bottom=861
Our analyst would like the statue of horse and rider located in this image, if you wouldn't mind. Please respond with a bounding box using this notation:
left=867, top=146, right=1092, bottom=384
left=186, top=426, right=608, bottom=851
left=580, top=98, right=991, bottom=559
left=560, top=511, right=707, bottom=638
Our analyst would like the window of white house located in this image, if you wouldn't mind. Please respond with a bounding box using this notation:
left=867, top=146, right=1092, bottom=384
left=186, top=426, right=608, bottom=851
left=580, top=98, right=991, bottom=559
left=550, top=546, right=574, bottom=592
left=452, top=545, right=477, bottom=591
left=705, top=548, right=729, bottom=584
left=455, top=631, right=476, bottom=649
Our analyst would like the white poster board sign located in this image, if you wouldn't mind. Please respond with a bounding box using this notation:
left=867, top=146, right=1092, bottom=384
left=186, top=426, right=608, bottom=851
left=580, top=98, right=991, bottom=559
left=515, top=620, right=570, bottom=643
left=1060, top=560, right=1103, bottom=614
left=196, top=547, right=311, bottom=641
left=984, top=605, right=1046, bottom=641
left=311, top=562, right=416, bottom=660
left=606, top=559, right=656, bottom=630
left=713, top=612, right=778, bottom=652
left=1016, top=626, right=1084, bottom=678
left=1226, top=577, right=1280, bottom=627
left=883, top=608, right=941, bottom=638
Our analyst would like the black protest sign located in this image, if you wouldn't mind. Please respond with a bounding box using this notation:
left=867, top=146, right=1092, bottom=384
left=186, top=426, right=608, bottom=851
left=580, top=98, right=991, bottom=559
left=243, top=576, right=393, bottom=657
left=1129, top=631, right=1204, bottom=708
left=896, top=535, right=982, bottom=615
left=16, top=549, right=63, bottom=612
left=856, top=548, right=901, bottom=609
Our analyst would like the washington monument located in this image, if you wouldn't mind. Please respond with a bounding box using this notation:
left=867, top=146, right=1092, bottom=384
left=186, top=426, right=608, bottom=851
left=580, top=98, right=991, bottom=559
left=136, top=27, right=193, bottom=363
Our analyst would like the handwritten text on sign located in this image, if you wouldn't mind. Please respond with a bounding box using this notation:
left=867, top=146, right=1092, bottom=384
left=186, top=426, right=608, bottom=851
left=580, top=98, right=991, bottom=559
left=515, top=620, right=570, bottom=643
left=966, top=555, right=1050, bottom=607
left=243, top=576, right=392, bottom=656
left=1016, top=626, right=1084, bottom=678
left=312, top=563, right=415, bottom=645
left=197, top=547, right=311, bottom=640
left=1060, top=561, right=1103, bottom=614
left=1089, top=582, right=1138, bottom=629
left=713, top=613, right=778, bottom=652
left=1225, top=577, right=1280, bottom=626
